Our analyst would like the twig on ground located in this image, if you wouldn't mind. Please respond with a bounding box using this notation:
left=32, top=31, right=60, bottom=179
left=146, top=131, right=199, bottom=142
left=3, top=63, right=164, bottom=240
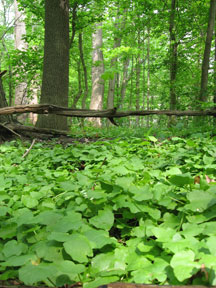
left=22, top=139, right=36, bottom=158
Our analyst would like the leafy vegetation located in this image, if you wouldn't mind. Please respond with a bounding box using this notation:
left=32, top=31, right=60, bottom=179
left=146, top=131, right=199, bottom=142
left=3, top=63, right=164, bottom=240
left=0, top=129, right=216, bottom=287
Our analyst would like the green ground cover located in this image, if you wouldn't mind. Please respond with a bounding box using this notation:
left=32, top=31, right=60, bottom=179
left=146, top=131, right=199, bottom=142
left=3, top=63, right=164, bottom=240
left=0, top=131, right=216, bottom=287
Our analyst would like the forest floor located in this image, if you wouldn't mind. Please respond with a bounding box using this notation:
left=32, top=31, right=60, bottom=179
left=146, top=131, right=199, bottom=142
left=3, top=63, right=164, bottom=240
left=0, top=124, right=216, bottom=288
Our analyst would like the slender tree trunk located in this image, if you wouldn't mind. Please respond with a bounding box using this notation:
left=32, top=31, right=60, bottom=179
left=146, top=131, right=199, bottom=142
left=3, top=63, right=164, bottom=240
left=89, top=23, right=104, bottom=127
left=169, top=0, right=178, bottom=111
left=118, top=57, right=130, bottom=109
left=199, top=0, right=216, bottom=103
left=142, top=29, right=146, bottom=127
left=69, top=1, right=78, bottom=49
left=147, top=27, right=150, bottom=127
left=107, top=11, right=126, bottom=110
left=128, top=56, right=134, bottom=127
left=37, top=0, right=69, bottom=130
left=136, top=32, right=141, bottom=126
left=72, top=60, right=82, bottom=108
left=79, top=32, right=89, bottom=109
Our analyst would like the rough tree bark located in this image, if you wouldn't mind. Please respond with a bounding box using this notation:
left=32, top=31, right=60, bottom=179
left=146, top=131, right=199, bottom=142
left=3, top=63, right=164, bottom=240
left=89, top=23, right=104, bottom=127
left=36, top=0, right=69, bottom=130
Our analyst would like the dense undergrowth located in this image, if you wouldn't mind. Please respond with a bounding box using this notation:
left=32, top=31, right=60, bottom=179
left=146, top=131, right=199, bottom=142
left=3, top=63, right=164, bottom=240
left=0, top=125, right=216, bottom=287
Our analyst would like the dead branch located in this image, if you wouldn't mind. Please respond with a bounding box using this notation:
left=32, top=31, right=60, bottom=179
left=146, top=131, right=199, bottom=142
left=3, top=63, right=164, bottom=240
left=22, top=139, right=36, bottom=158
left=0, top=104, right=215, bottom=118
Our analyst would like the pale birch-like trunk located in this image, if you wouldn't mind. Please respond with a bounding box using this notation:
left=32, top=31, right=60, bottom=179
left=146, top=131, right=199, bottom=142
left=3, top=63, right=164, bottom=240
left=14, top=0, right=27, bottom=118
left=89, top=23, right=104, bottom=127
left=14, top=0, right=38, bottom=124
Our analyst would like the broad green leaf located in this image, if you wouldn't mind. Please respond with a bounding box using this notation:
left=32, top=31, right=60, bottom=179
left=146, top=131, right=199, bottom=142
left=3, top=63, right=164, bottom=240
left=47, top=232, right=71, bottom=242
left=205, top=236, right=216, bottom=256
left=48, top=212, right=83, bottom=232
left=34, top=211, right=62, bottom=226
left=182, top=223, right=203, bottom=237
left=112, top=165, right=129, bottom=175
left=169, top=173, right=193, bottom=186
left=19, top=263, right=57, bottom=285
left=185, top=190, right=216, bottom=212
left=152, top=227, right=176, bottom=242
left=0, top=206, right=10, bottom=216
left=89, top=207, right=114, bottom=230
left=165, top=167, right=182, bottom=176
left=0, top=223, right=17, bottom=239
left=115, top=176, right=134, bottom=189
left=84, top=229, right=116, bottom=249
left=21, top=195, right=38, bottom=208
left=1, top=254, right=37, bottom=267
left=127, top=253, right=152, bottom=271
left=148, top=136, right=157, bottom=142
left=34, top=241, right=63, bottom=262
left=170, top=250, right=199, bottom=282
left=129, top=185, right=153, bottom=201
left=203, top=155, right=214, bottom=165
left=54, top=260, right=85, bottom=280
left=3, top=240, right=28, bottom=258
left=91, top=253, right=114, bottom=273
left=63, top=233, right=93, bottom=263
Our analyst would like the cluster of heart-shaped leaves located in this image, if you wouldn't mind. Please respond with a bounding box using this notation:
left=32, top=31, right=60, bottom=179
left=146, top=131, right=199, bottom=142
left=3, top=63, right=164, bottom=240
left=0, top=135, right=216, bottom=287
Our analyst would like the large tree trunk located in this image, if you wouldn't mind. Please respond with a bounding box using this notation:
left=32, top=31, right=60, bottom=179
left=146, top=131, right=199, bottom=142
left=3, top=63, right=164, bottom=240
left=89, top=23, right=104, bottom=127
left=36, top=0, right=69, bottom=130
left=199, top=0, right=216, bottom=103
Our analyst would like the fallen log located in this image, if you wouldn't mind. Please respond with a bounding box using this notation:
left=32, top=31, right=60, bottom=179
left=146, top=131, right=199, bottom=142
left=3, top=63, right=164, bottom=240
left=0, top=104, right=215, bottom=118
